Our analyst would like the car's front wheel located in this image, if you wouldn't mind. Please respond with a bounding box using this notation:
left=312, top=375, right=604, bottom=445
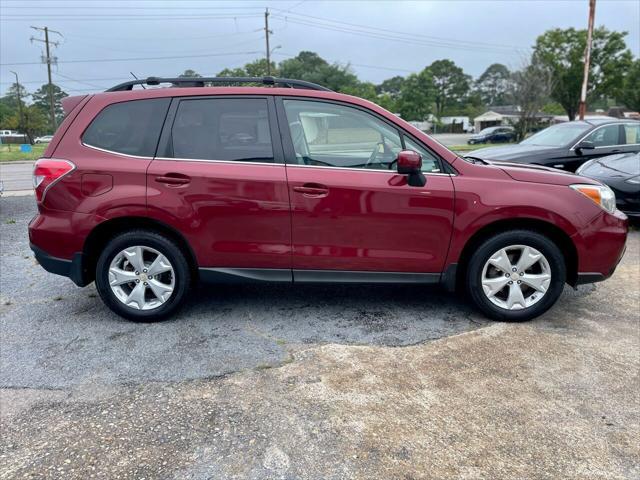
left=466, top=230, right=566, bottom=321
left=95, top=230, right=191, bottom=321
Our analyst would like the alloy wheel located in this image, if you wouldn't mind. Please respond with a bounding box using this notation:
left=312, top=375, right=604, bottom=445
left=108, top=246, right=175, bottom=310
left=481, top=245, right=552, bottom=310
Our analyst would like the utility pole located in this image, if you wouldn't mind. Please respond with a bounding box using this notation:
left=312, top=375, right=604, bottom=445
left=9, top=71, right=24, bottom=135
left=578, top=0, right=596, bottom=120
left=30, top=26, right=61, bottom=131
left=264, top=8, right=272, bottom=76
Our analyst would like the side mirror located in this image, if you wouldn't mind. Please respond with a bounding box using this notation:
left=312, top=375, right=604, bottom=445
left=576, top=140, right=595, bottom=153
left=396, top=150, right=426, bottom=187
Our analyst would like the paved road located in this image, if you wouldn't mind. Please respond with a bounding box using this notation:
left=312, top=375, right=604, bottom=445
left=1, top=195, right=638, bottom=479
left=0, top=134, right=473, bottom=193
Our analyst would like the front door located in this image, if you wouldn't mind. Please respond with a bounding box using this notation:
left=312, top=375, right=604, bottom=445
left=147, top=96, right=291, bottom=274
left=277, top=98, right=455, bottom=275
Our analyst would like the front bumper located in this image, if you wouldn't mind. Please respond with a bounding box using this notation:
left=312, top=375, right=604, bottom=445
left=30, top=243, right=89, bottom=287
left=572, top=209, right=628, bottom=285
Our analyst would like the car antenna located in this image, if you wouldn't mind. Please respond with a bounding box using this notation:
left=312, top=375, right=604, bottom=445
left=129, top=72, right=146, bottom=89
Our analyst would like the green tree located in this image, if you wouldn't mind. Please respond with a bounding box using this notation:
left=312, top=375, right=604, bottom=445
left=278, top=51, right=359, bottom=92
left=396, top=69, right=434, bottom=121
left=533, top=27, right=632, bottom=120
left=1, top=82, right=28, bottom=112
left=217, top=67, right=247, bottom=77
left=32, top=83, right=68, bottom=127
left=5, top=104, right=48, bottom=142
left=476, top=63, right=511, bottom=106
left=179, top=69, right=202, bottom=78
left=376, top=76, right=405, bottom=97
left=507, top=59, right=554, bottom=141
left=617, top=58, right=640, bottom=111
left=342, top=81, right=377, bottom=102
left=426, top=59, right=471, bottom=118
left=244, top=58, right=278, bottom=77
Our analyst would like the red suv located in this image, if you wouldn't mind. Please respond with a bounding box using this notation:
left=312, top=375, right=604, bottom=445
left=29, top=76, right=628, bottom=322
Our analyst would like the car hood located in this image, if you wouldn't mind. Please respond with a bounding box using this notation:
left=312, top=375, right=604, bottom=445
left=467, top=144, right=561, bottom=161
left=579, top=152, right=640, bottom=179
left=484, top=160, right=597, bottom=186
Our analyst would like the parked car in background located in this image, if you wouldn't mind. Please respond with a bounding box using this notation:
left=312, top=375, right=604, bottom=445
left=467, top=126, right=515, bottom=144
left=34, top=135, right=54, bottom=144
left=577, top=152, right=640, bottom=219
left=28, top=76, right=628, bottom=323
left=467, top=119, right=640, bottom=172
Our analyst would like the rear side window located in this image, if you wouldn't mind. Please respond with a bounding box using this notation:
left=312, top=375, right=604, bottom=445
left=170, top=98, right=274, bottom=162
left=82, top=98, right=170, bottom=157
left=623, top=124, right=640, bottom=144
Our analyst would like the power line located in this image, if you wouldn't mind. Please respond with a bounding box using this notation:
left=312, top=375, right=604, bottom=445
left=1, top=14, right=263, bottom=22
left=1, top=51, right=262, bottom=67
left=269, top=10, right=529, bottom=53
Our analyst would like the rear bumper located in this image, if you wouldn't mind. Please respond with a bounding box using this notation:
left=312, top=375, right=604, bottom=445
left=30, top=243, right=89, bottom=287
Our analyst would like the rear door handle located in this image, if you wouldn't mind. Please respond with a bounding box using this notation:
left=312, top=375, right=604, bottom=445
left=155, top=174, right=190, bottom=186
left=293, top=183, right=329, bottom=197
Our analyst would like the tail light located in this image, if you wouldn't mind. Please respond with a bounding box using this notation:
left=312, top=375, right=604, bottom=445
left=33, top=158, right=75, bottom=202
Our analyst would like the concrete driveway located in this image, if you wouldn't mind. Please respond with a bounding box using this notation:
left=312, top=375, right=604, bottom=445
left=1, top=195, right=638, bottom=479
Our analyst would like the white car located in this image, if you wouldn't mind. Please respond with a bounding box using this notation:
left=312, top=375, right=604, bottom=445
left=34, top=135, right=54, bottom=144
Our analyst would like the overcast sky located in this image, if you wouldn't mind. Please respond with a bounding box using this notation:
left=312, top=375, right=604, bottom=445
left=1, top=0, right=638, bottom=97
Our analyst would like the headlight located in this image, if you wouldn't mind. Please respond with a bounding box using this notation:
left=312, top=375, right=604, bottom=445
left=570, top=184, right=617, bottom=213
left=625, top=175, right=640, bottom=185
left=575, top=160, right=594, bottom=175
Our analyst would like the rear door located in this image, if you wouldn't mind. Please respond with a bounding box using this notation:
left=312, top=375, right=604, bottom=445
left=276, top=98, right=455, bottom=276
left=146, top=96, right=291, bottom=275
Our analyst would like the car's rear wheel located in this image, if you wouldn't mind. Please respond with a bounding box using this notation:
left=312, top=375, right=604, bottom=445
left=466, top=230, right=566, bottom=321
left=95, top=230, right=191, bottom=321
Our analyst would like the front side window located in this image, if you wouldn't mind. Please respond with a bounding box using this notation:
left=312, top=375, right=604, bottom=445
left=404, top=137, right=441, bottom=173
left=585, top=125, right=621, bottom=147
left=623, top=124, right=640, bottom=145
left=283, top=100, right=402, bottom=169
left=82, top=98, right=170, bottom=157
left=171, top=98, right=274, bottom=162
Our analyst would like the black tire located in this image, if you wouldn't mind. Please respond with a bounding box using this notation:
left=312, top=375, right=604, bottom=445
left=95, top=230, right=191, bottom=322
left=466, top=230, right=566, bottom=322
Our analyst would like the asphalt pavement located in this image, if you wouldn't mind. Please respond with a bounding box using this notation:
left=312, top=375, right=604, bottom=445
left=1, top=195, right=638, bottom=479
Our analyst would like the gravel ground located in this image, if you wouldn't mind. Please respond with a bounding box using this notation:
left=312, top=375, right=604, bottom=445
left=1, top=195, right=638, bottom=479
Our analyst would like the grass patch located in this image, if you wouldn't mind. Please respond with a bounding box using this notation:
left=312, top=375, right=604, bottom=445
left=0, top=143, right=47, bottom=162
left=4, top=219, right=16, bottom=224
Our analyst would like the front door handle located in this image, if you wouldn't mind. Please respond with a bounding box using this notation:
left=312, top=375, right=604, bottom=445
left=155, top=174, right=190, bottom=186
left=293, top=183, right=329, bottom=197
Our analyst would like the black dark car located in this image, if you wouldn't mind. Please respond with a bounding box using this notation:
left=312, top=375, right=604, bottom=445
left=577, top=151, right=640, bottom=218
left=467, top=126, right=515, bottom=144
left=467, top=119, right=640, bottom=172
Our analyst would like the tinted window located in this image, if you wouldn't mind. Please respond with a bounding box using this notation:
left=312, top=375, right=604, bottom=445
left=623, top=124, right=640, bottom=144
left=83, top=98, right=170, bottom=157
left=171, top=98, right=273, bottom=162
left=283, top=99, right=402, bottom=169
left=404, top=137, right=441, bottom=173
left=585, top=125, right=621, bottom=147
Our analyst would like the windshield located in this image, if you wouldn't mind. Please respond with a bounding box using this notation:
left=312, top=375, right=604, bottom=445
left=520, top=123, right=591, bottom=147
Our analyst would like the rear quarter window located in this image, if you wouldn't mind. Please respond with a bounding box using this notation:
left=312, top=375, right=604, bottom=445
left=82, top=98, right=170, bottom=157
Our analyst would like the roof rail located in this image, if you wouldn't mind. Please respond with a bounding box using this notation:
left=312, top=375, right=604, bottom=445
left=106, top=76, right=332, bottom=92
